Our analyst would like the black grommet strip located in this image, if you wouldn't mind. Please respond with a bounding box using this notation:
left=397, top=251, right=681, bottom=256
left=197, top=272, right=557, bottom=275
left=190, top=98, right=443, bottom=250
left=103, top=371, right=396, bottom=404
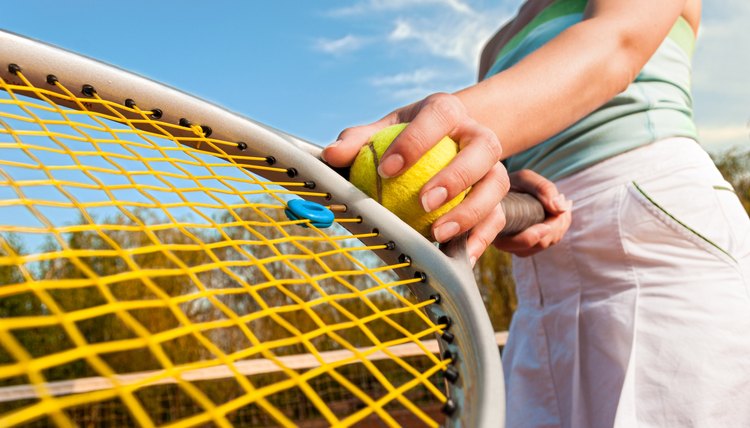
left=200, top=125, right=212, bottom=137
left=265, top=156, right=276, bottom=165
left=303, top=181, right=315, bottom=189
left=237, top=142, right=248, bottom=151
left=81, top=84, right=96, bottom=96
left=441, top=399, right=457, bottom=416
left=371, top=228, right=380, bottom=235
left=398, top=254, right=411, bottom=265
left=438, top=315, right=452, bottom=330
left=8, top=64, right=21, bottom=74
left=385, top=241, right=396, bottom=250
left=444, top=366, right=460, bottom=383
left=414, top=271, right=427, bottom=282
left=179, top=118, right=191, bottom=127
left=286, top=168, right=298, bottom=178
left=46, top=74, right=58, bottom=85
left=430, top=294, right=441, bottom=305
left=124, top=98, right=136, bottom=108
left=150, top=109, right=163, bottom=119
left=324, top=193, right=332, bottom=201
left=442, top=349, right=457, bottom=362
left=442, top=331, right=455, bottom=343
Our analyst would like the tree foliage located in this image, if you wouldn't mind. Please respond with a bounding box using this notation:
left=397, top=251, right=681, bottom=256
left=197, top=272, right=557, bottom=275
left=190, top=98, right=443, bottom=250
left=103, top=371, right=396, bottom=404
left=713, top=149, right=750, bottom=213
left=1, top=150, right=747, bottom=425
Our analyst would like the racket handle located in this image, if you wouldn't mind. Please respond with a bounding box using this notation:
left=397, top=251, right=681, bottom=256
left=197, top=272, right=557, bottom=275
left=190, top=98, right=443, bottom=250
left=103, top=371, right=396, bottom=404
left=498, top=192, right=546, bottom=237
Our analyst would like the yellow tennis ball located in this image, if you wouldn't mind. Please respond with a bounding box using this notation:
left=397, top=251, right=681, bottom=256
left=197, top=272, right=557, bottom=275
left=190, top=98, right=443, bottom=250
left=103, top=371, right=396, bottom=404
left=350, top=123, right=466, bottom=239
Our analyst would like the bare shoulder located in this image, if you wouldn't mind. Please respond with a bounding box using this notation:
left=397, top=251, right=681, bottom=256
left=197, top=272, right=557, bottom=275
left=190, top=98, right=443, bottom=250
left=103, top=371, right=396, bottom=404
left=477, top=0, right=701, bottom=79
left=478, top=0, right=556, bottom=79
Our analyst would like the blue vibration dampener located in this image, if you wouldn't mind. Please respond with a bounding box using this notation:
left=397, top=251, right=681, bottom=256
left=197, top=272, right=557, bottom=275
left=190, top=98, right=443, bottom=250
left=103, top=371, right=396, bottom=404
left=284, top=199, right=335, bottom=229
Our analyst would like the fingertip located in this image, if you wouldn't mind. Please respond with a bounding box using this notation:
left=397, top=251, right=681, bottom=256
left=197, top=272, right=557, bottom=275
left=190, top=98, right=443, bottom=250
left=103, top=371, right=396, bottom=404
left=433, top=221, right=460, bottom=243
left=549, top=194, right=573, bottom=213
left=421, top=186, right=448, bottom=213
left=320, top=139, right=342, bottom=163
left=377, top=154, right=404, bottom=178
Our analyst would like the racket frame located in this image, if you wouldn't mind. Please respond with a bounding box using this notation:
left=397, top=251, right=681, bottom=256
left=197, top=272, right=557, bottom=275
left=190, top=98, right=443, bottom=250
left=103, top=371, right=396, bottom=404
left=0, top=29, right=505, bottom=427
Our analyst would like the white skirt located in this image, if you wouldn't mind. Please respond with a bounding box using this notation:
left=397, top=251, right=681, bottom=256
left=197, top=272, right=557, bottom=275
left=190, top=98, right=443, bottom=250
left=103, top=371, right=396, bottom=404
left=503, top=138, right=750, bottom=428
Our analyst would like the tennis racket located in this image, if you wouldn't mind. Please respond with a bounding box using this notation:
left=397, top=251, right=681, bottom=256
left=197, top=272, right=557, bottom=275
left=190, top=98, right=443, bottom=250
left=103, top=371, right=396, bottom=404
left=0, top=30, right=543, bottom=427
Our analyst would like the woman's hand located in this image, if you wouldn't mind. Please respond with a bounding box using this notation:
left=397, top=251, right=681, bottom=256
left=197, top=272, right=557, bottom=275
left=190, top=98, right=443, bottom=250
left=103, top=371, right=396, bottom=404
left=493, top=169, right=572, bottom=257
left=321, top=92, right=511, bottom=263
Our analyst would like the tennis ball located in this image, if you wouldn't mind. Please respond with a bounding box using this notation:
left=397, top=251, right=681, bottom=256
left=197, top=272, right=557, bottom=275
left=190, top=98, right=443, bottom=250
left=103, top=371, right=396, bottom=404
left=349, top=123, right=466, bottom=239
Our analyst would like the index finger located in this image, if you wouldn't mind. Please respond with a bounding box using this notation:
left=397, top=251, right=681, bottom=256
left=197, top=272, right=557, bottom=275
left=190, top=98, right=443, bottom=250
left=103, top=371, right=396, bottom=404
left=321, top=119, right=393, bottom=167
left=378, top=93, right=467, bottom=178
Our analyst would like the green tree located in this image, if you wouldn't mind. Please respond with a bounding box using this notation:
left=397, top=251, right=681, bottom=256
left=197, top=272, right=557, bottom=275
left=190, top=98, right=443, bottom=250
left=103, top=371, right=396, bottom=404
left=714, top=149, right=750, bottom=212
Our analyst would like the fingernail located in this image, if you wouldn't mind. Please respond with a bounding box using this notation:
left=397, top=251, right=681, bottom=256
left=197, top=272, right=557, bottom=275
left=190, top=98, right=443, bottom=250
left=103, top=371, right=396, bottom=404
left=320, top=139, right=341, bottom=163
left=433, top=221, right=460, bottom=243
left=421, top=187, right=448, bottom=213
left=377, top=154, right=404, bottom=178
left=469, top=256, right=477, bottom=267
left=552, top=194, right=572, bottom=212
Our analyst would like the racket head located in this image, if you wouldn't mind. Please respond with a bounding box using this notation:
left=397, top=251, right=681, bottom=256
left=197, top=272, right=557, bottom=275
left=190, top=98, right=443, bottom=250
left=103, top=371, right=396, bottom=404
left=0, top=30, right=504, bottom=427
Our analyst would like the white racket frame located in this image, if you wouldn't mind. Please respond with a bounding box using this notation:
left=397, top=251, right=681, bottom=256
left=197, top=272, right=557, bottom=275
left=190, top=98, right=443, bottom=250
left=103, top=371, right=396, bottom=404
left=0, top=30, right=505, bottom=428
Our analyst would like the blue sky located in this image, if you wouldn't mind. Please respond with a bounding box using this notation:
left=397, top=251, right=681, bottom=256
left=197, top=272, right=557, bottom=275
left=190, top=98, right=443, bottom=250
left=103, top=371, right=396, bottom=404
left=2, top=0, right=748, bottom=154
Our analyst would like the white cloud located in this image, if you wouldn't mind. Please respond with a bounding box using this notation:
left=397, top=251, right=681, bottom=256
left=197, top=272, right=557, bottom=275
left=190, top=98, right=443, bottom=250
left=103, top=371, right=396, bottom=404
left=369, top=69, right=465, bottom=102
left=379, top=1, right=516, bottom=71
left=386, top=15, right=502, bottom=69
left=369, top=69, right=439, bottom=87
left=691, top=1, right=750, bottom=153
left=313, top=35, right=367, bottom=55
left=321, top=1, right=514, bottom=69
left=320, top=1, right=515, bottom=101
left=698, top=125, right=749, bottom=144
left=697, top=124, right=750, bottom=153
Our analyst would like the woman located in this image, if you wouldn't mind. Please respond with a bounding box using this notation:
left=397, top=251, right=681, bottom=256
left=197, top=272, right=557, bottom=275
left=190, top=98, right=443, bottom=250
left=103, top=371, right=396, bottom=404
left=323, top=0, right=750, bottom=426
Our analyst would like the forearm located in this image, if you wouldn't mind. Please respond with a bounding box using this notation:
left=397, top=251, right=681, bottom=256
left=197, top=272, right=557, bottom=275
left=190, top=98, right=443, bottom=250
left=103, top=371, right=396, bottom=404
left=456, top=1, right=686, bottom=158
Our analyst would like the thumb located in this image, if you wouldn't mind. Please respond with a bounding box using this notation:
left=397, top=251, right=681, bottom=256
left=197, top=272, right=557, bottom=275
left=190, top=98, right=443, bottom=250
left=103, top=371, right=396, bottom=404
left=509, top=170, right=571, bottom=215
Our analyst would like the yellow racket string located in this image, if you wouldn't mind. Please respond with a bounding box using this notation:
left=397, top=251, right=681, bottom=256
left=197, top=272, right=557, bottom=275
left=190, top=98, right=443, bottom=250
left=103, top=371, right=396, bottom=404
left=0, top=71, right=450, bottom=427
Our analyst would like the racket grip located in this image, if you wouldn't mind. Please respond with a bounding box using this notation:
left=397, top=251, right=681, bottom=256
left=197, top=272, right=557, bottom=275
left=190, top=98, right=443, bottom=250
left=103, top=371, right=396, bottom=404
left=498, top=192, right=546, bottom=237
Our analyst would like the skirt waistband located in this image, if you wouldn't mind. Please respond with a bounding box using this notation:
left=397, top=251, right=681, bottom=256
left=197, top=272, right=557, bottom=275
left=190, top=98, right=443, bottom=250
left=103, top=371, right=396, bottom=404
left=554, top=138, right=713, bottom=200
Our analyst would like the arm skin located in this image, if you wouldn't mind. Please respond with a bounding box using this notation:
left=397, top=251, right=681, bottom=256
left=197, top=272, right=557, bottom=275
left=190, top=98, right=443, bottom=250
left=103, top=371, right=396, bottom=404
left=322, top=0, right=698, bottom=262
left=460, top=0, right=696, bottom=158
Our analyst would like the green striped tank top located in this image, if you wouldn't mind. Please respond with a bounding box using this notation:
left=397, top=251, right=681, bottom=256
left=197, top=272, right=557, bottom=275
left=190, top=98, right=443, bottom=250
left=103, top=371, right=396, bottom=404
left=485, top=0, right=698, bottom=181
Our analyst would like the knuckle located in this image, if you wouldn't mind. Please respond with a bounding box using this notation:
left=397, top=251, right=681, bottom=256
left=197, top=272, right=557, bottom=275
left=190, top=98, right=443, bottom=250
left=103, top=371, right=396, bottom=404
left=481, top=131, right=503, bottom=160
left=535, top=180, right=556, bottom=196
left=474, top=234, right=493, bottom=254
left=398, top=127, right=432, bottom=161
left=461, top=203, right=486, bottom=225
left=448, top=163, right=475, bottom=190
left=488, top=163, right=511, bottom=194
left=426, top=93, right=464, bottom=127
left=337, top=126, right=356, bottom=140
